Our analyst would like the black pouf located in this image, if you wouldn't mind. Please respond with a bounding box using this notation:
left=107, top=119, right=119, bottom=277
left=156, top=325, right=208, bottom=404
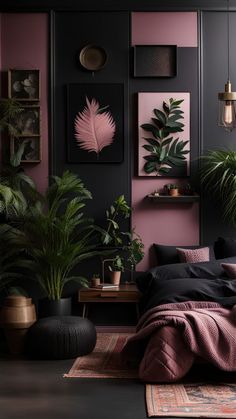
left=26, top=316, right=97, bottom=359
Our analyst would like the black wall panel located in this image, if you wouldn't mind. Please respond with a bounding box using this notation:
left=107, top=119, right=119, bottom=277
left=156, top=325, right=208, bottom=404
left=201, top=11, right=236, bottom=243
left=53, top=11, right=130, bottom=228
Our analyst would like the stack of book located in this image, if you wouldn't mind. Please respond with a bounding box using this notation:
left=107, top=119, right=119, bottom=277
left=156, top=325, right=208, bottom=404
left=91, top=283, right=119, bottom=290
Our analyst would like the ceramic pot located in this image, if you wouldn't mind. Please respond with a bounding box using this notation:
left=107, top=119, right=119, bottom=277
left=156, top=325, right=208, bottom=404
left=109, top=271, right=121, bottom=285
left=169, top=189, right=179, bottom=197
left=91, top=277, right=101, bottom=287
left=38, top=297, right=72, bottom=318
left=0, top=296, right=36, bottom=355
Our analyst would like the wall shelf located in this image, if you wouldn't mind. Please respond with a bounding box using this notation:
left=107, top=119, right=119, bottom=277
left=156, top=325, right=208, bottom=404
left=147, top=194, right=200, bottom=203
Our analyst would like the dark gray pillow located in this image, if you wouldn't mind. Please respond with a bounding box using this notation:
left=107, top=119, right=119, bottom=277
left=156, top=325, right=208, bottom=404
left=214, top=237, right=236, bottom=259
left=153, top=243, right=215, bottom=266
left=136, top=256, right=236, bottom=294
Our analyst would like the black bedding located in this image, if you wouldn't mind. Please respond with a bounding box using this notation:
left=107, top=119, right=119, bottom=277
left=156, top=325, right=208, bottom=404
left=136, top=256, right=236, bottom=313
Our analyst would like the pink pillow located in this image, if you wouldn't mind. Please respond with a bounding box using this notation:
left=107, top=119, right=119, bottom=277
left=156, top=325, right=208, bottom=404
left=221, top=263, right=236, bottom=278
left=176, top=247, right=210, bottom=263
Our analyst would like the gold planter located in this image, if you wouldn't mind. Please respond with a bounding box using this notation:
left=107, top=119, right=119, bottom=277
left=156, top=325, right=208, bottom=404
left=0, top=296, right=36, bottom=355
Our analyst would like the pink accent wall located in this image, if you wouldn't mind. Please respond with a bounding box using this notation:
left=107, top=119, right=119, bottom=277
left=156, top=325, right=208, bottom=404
left=132, top=180, right=199, bottom=271
left=132, top=12, right=198, bottom=47
left=132, top=12, right=199, bottom=271
left=0, top=13, right=49, bottom=193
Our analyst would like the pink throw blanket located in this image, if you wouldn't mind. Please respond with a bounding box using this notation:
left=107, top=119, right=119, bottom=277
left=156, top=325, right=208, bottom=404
left=121, top=301, right=236, bottom=382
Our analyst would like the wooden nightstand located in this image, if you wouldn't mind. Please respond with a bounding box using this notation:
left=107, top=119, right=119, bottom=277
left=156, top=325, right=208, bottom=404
left=78, top=283, right=141, bottom=320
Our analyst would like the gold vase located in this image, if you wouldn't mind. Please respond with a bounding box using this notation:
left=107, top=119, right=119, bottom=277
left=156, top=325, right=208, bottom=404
left=0, top=296, right=36, bottom=355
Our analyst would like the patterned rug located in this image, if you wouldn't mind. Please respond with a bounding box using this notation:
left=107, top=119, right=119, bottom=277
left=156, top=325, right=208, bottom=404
left=146, top=382, right=236, bottom=418
left=64, top=332, right=138, bottom=379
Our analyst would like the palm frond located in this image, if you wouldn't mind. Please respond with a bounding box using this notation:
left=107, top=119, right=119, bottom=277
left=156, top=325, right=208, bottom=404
left=200, top=149, right=236, bottom=225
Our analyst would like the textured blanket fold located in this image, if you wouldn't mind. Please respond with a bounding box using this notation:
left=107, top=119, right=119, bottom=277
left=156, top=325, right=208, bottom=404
left=121, top=301, right=236, bottom=382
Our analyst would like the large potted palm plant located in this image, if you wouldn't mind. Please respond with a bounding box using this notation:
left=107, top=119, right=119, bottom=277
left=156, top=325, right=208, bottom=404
left=200, top=149, right=236, bottom=225
left=2, top=171, right=103, bottom=316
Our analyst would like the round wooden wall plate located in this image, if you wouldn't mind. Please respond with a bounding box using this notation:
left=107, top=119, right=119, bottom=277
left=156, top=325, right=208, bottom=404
left=79, top=44, right=107, bottom=71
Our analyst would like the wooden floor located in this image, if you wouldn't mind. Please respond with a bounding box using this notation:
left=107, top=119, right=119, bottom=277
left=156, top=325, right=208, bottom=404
left=1, top=342, right=236, bottom=419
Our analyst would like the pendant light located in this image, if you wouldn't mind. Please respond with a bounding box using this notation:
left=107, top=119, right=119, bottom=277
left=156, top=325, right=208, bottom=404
left=218, top=0, right=236, bottom=131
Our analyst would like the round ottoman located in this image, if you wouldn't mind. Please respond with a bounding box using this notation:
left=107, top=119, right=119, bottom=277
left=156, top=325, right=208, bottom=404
left=26, top=316, right=97, bottom=359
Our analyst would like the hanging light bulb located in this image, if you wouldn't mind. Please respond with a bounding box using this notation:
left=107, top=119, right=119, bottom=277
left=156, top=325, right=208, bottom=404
left=218, top=81, right=236, bottom=131
left=218, top=0, right=236, bottom=131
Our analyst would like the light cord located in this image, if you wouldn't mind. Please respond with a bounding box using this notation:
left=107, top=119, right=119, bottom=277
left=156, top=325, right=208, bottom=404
left=227, top=0, right=230, bottom=81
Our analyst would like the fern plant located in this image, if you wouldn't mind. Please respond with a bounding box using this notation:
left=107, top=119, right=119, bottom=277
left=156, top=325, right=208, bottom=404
left=0, top=98, right=23, bottom=136
left=141, top=98, right=189, bottom=175
left=1, top=171, right=104, bottom=300
left=0, top=141, right=40, bottom=218
left=200, top=149, right=236, bottom=226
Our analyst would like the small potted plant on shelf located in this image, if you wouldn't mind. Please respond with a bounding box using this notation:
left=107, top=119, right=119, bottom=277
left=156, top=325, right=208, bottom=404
left=91, top=273, right=101, bottom=288
left=164, top=183, right=179, bottom=197
left=108, top=255, right=124, bottom=285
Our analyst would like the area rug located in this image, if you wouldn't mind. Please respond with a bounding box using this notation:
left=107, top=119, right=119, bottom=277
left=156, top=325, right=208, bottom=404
left=146, top=382, right=236, bottom=418
left=64, top=333, right=138, bottom=379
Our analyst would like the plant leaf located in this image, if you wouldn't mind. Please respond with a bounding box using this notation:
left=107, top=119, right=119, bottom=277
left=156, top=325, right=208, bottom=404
left=74, top=97, right=116, bottom=154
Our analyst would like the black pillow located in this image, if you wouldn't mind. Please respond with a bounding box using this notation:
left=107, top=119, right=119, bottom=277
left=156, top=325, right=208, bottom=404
left=214, top=237, right=236, bottom=259
left=153, top=243, right=215, bottom=266
left=136, top=256, right=236, bottom=293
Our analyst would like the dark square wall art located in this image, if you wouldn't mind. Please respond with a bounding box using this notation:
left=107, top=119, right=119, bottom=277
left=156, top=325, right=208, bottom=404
left=67, top=83, right=124, bottom=163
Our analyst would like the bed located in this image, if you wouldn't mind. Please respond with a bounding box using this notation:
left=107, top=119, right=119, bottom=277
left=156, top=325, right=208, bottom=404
left=121, top=255, right=236, bottom=382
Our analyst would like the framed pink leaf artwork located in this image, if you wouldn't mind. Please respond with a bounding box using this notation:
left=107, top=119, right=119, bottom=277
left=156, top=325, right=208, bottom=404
left=74, top=97, right=116, bottom=155
left=67, top=83, right=124, bottom=163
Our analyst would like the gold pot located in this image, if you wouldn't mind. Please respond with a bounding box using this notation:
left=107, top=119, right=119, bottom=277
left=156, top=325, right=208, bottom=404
left=0, top=296, right=36, bottom=355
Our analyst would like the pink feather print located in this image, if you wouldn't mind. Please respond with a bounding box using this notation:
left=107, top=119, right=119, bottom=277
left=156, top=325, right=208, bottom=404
left=74, top=97, right=116, bottom=154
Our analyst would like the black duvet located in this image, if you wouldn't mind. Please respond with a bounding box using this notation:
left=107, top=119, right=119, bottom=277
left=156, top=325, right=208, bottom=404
left=136, top=256, right=236, bottom=313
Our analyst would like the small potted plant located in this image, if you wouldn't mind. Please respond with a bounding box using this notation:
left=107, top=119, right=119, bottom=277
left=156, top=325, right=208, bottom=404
left=164, top=183, right=179, bottom=197
left=108, top=255, right=124, bottom=285
left=91, top=273, right=101, bottom=288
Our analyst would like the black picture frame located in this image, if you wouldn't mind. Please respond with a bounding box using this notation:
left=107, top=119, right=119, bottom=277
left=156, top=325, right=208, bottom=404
left=134, top=45, right=177, bottom=78
left=8, top=69, right=40, bottom=101
left=67, top=83, right=124, bottom=163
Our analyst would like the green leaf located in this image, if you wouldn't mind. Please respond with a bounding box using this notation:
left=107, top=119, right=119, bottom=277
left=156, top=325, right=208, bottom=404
left=153, top=109, right=167, bottom=125
left=166, top=127, right=184, bottom=133
left=140, top=123, right=159, bottom=138
left=159, top=147, right=167, bottom=162
left=161, top=137, right=173, bottom=147
left=176, top=140, right=189, bottom=151
left=158, top=167, right=171, bottom=174
left=151, top=118, right=164, bottom=129
left=143, top=155, right=160, bottom=162
left=166, top=121, right=185, bottom=128
left=143, top=137, right=160, bottom=146
left=143, top=145, right=155, bottom=152
left=170, top=99, right=184, bottom=108
left=169, top=138, right=179, bottom=154
left=163, top=101, right=170, bottom=114
left=167, top=156, right=186, bottom=166
left=144, top=161, right=157, bottom=174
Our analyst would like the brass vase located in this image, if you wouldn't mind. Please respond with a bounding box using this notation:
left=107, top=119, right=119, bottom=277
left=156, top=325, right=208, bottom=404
left=0, top=296, right=36, bottom=355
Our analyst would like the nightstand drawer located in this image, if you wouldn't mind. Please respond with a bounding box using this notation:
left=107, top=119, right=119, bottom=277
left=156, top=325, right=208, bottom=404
left=79, top=285, right=141, bottom=303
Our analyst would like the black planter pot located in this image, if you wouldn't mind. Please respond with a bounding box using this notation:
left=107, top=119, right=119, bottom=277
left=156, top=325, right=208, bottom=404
left=38, top=297, right=72, bottom=318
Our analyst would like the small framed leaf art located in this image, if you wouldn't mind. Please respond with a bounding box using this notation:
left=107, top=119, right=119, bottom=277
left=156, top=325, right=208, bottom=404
left=138, top=92, right=190, bottom=177
left=67, top=83, right=124, bottom=163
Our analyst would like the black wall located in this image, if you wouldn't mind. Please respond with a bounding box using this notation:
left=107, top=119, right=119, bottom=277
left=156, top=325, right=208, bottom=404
left=201, top=11, right=236, bottom=243
left=53, top=11, right=130, bottom=228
